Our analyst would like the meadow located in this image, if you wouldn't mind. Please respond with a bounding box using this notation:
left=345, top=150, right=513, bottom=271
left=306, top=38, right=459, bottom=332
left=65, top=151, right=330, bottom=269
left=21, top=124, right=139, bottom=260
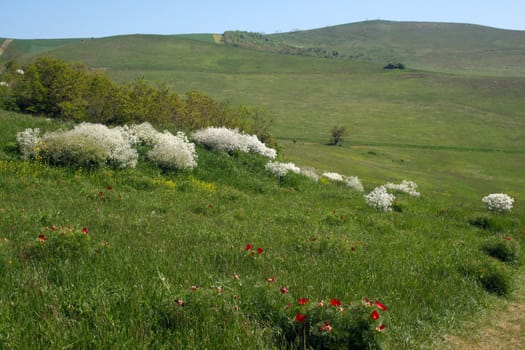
left=1, top=22, right=525, bottom=348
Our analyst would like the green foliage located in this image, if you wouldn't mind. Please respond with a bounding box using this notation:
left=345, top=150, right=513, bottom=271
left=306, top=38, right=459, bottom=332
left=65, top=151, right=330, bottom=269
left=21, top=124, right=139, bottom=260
left=383, top=62, right=405, bottom=70
left=329, top=125, right=348, bottom=145
left=1, top=57, right=273, bottom=142
left=482, top=237, right=520, bottom=264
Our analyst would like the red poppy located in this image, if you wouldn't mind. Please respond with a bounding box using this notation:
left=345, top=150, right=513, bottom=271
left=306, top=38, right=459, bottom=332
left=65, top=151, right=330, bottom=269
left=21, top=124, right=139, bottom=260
left=280, top=287, right=289, bottom=294
left=351, top=246, right=356, bottom=251
left=505, top=236, right=511, bottom=241
left=376, top=323, right=387, bottom=332
left=81, top=227, right=89, bottom=234
left=208, top=204, right=213, bottom=209
left=330, top=299, right=342, bottom=307
left=375, top=300, right=388, bottom=311
left=295, top=313, right=306, bottom=322
left=98, top=191, right=104, bottom=197
left=38, top=234, right=46, bottom=242
left=106, top=186, right=113, bottom=191
left=246, top=244, right=253, bottom=251
left=257, top=247, right=264, bottom=254
left=298, top=298, right=309, bottom=305
left=371, top=310, right=380, bottom=320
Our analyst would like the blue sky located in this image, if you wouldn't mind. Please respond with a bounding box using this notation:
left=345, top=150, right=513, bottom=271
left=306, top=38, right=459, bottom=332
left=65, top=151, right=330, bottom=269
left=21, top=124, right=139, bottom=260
left=2, top=0, right=524, bottom=39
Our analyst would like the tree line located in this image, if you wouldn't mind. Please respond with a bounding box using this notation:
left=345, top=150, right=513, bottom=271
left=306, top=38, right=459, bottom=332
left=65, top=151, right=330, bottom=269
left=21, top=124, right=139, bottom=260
left=0, top=57, right=274, bottom=145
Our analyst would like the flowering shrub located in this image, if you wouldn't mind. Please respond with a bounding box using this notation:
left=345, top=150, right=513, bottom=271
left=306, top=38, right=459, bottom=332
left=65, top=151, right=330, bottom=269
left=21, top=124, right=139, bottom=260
left=192, top=127, right=277, bottom=158
left=16, top=122, right=198, bottom=171
left=321, top=172, right=364, bottom=192
left=384, top=180, right=420, bottom=197
left=364, top=186, right=396, bottom=211
left=147, top=131, right=197, bottom=170
left=265, top=161, right=301, bottom=177
left=482, top=193, right=514, bottom=213
left=16, top=128, right=41, bottom=159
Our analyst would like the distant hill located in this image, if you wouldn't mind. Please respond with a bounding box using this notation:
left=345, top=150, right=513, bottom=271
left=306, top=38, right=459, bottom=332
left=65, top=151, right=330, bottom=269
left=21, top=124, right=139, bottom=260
left=225, top=20, right=525, bottom=76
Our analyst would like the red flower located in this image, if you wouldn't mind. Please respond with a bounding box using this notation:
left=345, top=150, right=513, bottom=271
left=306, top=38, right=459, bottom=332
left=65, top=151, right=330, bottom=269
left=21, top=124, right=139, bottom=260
left=298, top=298, right=309, bottom=305
left=266, top=277, right=275, bottom=283
left=505, top=236, right=511, bottom=241
left=280, top=287, right=289, bottom=294
left=330, top=298, right=342, bottom=307
left=98, top=191, right=104, bottom=197
left=319, top=321, right=333, bottom=333
left=295, top=313, right=306, bottom=322
left=175, top=299, right=185, bottom=306
left=371, top=310, right=380, bottom=320
left=376, top=323, right=387, bottom=332
left=106, top=186, right=113, bottom=191
left=38, top=234, right=47, bottom=242
left=208, top=204, right=213, bottom=209
left=375, top=300, right=389, bottom=311
left=351, top=246, right=356, bottom=251
left=364, top=298, right=373, bottom=307
left=257, top=247, right=264, bottom=254
left=246, top=244, right=253, bottom=251
left=81, top=227, right=89, bottom=234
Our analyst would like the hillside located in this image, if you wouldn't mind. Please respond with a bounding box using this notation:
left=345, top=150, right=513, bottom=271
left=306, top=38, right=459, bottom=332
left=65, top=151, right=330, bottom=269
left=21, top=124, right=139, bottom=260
left=266, top=20, right=525, bottom=76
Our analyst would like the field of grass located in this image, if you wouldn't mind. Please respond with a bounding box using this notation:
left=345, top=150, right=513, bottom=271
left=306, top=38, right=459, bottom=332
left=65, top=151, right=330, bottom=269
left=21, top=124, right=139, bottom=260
left=1, top=110, right=524, bottom=349
left=1, top=21, right=525, bottom=348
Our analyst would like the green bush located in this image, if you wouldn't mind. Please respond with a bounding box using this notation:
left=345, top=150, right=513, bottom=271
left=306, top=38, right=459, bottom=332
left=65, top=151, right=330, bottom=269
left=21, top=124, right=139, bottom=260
left=482, top=238, right=520, bottom=264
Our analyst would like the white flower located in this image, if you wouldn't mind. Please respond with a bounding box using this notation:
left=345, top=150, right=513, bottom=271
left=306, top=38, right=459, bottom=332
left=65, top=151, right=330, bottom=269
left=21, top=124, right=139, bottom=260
left=364, top=186, right=395, bottom=211
left=384, top=180, right=420, bottom=197
left=16, top=128, right=41, bottom=159
left=147, top=131, right=197, bottom=170
left=0, top=81, right=8, bottom=87
left=482, top=193, right=514, bottom=213
left=15, top=69, right=24, bottom=75
left=192, top=127, right=276, bottom=158
left=299, top=167, right=319, bottom=182
left=322, top=172, right=344, bottom=182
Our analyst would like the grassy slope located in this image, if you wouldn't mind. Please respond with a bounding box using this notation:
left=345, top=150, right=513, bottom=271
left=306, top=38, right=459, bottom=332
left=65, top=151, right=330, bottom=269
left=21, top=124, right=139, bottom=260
left=271, top=20, right=525, bottom=76
left=1, top=110, right=524, bottom=349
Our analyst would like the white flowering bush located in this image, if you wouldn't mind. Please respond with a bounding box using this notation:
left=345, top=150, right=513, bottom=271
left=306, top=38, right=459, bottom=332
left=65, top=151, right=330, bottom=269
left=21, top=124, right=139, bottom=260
left=384, top=180, right=420, bottom=197
left=482, top=193, right=514, bottom=213
left=321, top=172, right=363, bottom=192
left=147, top=131, right=197, bottom=170
left=16, top=128, right=41, bottom=159
left=344, top=176, right=364, bottom=193
left=299, top=167, right=320, bottom=182
left=265, top=161, right=301, bottom=177
left=70, top=123, right=139, bottom=168
left=192, top=127, right=277, bottom=159
left=120, top=122, right=159, bottom=146
left=364, top=186, right=396, bottom=212
left=322, top=172, right=345, bottom=182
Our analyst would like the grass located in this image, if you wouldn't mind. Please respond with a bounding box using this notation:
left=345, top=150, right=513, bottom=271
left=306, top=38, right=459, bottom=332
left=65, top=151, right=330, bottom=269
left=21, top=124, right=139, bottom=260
left=0, top=110, right=524, bottom=349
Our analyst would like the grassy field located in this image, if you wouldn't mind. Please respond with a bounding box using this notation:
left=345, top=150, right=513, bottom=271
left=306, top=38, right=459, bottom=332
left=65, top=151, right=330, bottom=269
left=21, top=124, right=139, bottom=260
left=1, top=21, right=525, bottom=348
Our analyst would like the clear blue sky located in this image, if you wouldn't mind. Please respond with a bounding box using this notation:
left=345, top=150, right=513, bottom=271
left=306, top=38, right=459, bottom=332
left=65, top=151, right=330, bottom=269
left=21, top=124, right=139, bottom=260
left=2, top=0, right=524, bottom=39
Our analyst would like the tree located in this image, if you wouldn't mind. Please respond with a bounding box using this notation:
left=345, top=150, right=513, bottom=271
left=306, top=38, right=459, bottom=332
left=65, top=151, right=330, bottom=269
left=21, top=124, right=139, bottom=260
left=329, top=126, right=348, bottom=146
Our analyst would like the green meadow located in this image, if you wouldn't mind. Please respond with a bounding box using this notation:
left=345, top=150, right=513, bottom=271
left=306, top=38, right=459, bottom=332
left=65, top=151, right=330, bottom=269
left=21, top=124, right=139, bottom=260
left=1, top=21, right=524, bottom=348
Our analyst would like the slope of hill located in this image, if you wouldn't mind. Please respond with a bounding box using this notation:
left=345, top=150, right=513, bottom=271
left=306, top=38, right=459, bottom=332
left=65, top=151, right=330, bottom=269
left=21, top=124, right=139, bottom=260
left=266, top=20, right=525, bottom=76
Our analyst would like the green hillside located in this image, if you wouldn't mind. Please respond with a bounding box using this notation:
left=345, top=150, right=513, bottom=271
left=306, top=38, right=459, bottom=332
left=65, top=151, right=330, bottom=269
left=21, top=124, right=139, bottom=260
left=268, top=20, right=525, bottom=76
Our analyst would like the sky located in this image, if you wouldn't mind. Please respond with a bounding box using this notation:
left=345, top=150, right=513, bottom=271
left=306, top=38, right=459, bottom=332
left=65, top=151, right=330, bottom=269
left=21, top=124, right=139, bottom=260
left=2, top=0, right=524, bottom=39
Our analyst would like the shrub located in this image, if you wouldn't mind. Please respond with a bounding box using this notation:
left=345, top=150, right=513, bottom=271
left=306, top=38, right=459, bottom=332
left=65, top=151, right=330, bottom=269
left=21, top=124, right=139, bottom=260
left=478, top=261, right=512, bottom=296
left=482, top=237, right=520, bottom=264
left=329, top=125, right=348, bottom=145
left=321, top=172, right=344, bottom=182
left=16, top=127, right=41, bottom=159
left=482, top=193, right=514, bottom=213
left=384, top=180, right=420, bottom=197
left=322, top=172, right=364, bottom=192
left=192, top=127, right=276, bottom=158
left=265, top=161, right=301, bottom=178
left=364, top=186, right=395, bottom=211
left=147, top=131, right=197, bottom=171
left=38, top=131, right=109, bottom=169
